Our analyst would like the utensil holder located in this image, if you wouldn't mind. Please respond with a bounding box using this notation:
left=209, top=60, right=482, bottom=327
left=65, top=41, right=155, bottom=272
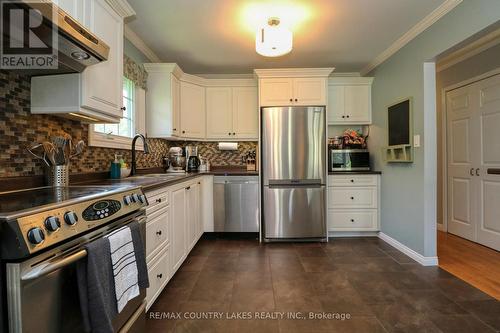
left=46, top=165, right=70, bottom=186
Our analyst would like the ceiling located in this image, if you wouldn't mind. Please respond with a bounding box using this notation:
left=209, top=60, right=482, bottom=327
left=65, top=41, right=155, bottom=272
left=126, top=0, right=447, bottom=74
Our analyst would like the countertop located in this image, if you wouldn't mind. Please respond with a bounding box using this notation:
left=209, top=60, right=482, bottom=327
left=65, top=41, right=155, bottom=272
left=329, top=171, right=382, bottom=175
left=78, top=168, right=259, bottom=191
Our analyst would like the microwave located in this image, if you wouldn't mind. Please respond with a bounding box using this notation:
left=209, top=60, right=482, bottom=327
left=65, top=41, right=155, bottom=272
left=329, top=149, right=370, bottom=171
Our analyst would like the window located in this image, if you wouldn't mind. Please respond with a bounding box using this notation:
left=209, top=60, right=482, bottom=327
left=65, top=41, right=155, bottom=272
left=89, top=77, right=146, bottom=150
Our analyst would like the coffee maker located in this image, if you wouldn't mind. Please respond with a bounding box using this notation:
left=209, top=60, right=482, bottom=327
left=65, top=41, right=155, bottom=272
left=185, top=145, right=201, bottom=172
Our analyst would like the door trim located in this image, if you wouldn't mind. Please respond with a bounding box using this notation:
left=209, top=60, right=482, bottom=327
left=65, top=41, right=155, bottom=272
left=441, top=67, right=500, bottom=232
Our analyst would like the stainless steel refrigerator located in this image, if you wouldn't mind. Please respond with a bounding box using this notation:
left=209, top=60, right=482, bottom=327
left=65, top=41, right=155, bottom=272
left=261, top=106, right=327, bottom=240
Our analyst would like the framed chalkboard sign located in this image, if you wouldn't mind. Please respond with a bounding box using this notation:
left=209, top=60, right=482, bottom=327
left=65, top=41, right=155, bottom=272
left=385, top=97, right=413, bottom=162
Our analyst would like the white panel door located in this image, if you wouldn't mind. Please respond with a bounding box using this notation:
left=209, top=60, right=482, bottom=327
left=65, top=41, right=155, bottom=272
left=81, top=0, right=123, bottom=118
left=180, top=82, right=206, bottom=138
left=259, top=78, right=293, bottom=106
left=171, top=187, right=187, bottom=274
left=476, top=74, right=500, bottom=251
left=447, top=84, right=478, bottom=241
left=171, top=75, right=181, bottom=136
left=206, top=87, right=233, bottom=139
left=344, top=85, right=372, bottom=123
left=233, top=87, right=258, bottom=139
left=327, top=85, right=345, bottom=124
left=292, top=78, right=326, bottom=106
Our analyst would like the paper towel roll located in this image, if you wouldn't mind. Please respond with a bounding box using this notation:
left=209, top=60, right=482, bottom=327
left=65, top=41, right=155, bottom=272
left=218, top=142, right=238, bottom=151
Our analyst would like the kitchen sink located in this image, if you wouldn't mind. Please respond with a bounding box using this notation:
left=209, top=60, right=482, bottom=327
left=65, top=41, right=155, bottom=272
left=133, top=173, right=186, bottom=179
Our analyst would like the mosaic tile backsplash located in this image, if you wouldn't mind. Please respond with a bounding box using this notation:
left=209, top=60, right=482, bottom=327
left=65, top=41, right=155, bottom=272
left=0, top=71, right=256, bottom=178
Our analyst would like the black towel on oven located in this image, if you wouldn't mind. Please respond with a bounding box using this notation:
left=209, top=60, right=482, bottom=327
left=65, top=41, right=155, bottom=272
left=76, top=221, right=149, bottom=333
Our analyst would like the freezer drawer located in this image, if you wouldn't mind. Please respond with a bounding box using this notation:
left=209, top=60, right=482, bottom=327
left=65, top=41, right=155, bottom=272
left=263, top=186, right=326, bottom=239
left=214, top=176, right=259, bottom=232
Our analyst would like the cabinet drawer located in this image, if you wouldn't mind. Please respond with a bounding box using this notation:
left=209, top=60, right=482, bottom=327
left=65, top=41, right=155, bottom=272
left=328, top=187, right=377, bottom=208
left=145, top=189, right=169, bottom=214
left=146, top=206, right=169, bottom=262
left=328, top=209, right=378, bottom=230
left=146, top=247, right=170, bottom=310
left=328, top=175, right=378, bottom=187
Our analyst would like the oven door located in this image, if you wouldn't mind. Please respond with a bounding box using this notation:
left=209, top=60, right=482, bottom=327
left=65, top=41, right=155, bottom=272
left=5, top=212, right=147, bottom=333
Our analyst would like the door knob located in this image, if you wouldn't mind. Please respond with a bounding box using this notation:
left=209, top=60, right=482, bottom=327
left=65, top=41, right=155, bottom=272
left=470, top=168, right=474, bottom=176
left=475, top=168, right=480, bottom=176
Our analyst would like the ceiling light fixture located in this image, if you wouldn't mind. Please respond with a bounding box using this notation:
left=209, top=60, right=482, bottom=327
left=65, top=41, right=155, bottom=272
left=255, top=17, right=292, bottom=57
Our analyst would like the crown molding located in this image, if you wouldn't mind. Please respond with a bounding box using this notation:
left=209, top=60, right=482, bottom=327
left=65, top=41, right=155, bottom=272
left=254, top=68, right=335, bottom=78
left=328, top=77, right=374, bottom=85
left=331, top=72, right=361, bottom=77
left=436, top=27, right=500, bottom=72
left=124, top=26, right=162, bottom=62
left=143, top=63, right=183, bottom=78
left=360, top=0, right=463, bottom=75
left=197, top=73, right=255, bottom=79
left=105, top=0, right=135, bottom=18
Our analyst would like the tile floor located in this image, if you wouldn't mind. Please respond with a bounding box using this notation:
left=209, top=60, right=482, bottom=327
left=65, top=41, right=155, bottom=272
left=146, top=237, right=500, bottom=333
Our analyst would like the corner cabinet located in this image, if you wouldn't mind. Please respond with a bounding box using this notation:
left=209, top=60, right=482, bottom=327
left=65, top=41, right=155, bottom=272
left=31, top=0, right=134, bottom=123
left=327, top=77, right=374, bottom=125
left=327, top=174, right=380, bottom=233
left=255, top=68, right=334, bottom=107
left=144, top=63, right=182, bottom=138
left=180, top=81, right=206, bottom=139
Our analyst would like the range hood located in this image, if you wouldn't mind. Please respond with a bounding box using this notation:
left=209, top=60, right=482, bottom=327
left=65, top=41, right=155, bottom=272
left=2, top=0, right=109, bottom=75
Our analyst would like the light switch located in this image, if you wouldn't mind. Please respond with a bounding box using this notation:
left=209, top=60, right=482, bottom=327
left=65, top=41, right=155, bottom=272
left=413, top=135, right=421, bottom=148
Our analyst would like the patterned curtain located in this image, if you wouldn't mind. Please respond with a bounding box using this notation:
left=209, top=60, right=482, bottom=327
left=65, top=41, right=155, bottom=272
left=123, top=54, right=148, bottom=90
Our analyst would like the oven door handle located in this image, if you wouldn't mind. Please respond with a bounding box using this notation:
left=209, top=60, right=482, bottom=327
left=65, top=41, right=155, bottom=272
left=21, top=214, right=147, bottom=281
left=21, top=249, right=87, bottom=281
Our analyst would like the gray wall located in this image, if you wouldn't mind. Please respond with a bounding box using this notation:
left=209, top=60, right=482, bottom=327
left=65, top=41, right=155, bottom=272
left=124, top=37, right=150, bottom=64
left=368, top=0, right=500, bottom=257
left=436, top=43, right=500, bottom=227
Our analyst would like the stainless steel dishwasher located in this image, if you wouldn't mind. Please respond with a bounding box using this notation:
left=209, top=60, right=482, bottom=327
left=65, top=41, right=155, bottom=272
left=213, top=176, right=259, bottom=232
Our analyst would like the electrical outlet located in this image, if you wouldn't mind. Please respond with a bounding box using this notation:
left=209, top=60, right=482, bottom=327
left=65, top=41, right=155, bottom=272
left=414, top=135, right=421, bottom=148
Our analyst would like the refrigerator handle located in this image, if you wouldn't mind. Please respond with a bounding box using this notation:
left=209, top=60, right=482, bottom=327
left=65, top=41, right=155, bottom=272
left=268, top=179, right=323, bottom=188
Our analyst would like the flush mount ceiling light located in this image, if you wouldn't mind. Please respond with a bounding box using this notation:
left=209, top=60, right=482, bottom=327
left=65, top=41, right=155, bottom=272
left=255, top=17, right=293, bottom=57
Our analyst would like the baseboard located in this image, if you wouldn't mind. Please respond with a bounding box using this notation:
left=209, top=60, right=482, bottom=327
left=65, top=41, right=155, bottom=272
left=436, top=223, right=446, bottom=232
left=328, top=231, right=379, bottom=238
left=378, top=232, right=439, bottom=266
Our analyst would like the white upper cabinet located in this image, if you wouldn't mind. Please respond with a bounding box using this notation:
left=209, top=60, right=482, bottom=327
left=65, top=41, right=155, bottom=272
left=327, top=77, right=374, bottom=125
left=259, top=78, right=294, bottom=106
left=255, top=68, right=334, bottom=107
left=180, top=81, right=206, bottom=139
left=146, top=63, right=257, bottom=141
left=206, top=87, right=233, bottom=139
left=232, top=86, right=258, bottom=139
left=144, top=64, right=181, bottom=138
left=206, top=85, right=258, bottom=140
left=31, top=0, right=134, bottom=123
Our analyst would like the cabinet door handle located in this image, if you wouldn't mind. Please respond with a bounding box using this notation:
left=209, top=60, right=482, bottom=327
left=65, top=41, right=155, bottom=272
left=120, top=106, right=126, bottom=111
left=182, top=130, right=186, bottom=134
left=173, top=128, right=177, bottom=131
left=346, top=115, right=350, bottom=118
left=475, top=168, right=480, bottom=176
left=156, top=230, right=162, bottom=236
left=228, top=132, right=231, bottom=136
left=350, top=197, right=354, bottom=200
left=156, top=198, right=162, bottom=203
left=342, top=115, right=345, bottom=119
left=157, top=273, right=163, bottom=279
left=350, top=179, right=354, bottom=183
left=289, top=98, right=293, bottom=102
left=186, top=186, right=191, bottom=190
left=469, top=168, right=474, bottom=176
left=295, top=98, right=298, bottom=102
left=350, top=219, right=355, bottom=223
left=233, top=132, right=236, bottom=135
left=198, top=182, right=201, bottom=184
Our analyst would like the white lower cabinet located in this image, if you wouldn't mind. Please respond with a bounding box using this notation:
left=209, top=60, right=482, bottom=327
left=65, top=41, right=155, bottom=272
left=144, top=175, right=211, bottom=310
left=328, top=174, right=380, bottom=232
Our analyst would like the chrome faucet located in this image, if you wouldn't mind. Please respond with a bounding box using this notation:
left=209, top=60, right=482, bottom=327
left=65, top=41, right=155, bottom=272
left=131, top=134, right=149, bottom=176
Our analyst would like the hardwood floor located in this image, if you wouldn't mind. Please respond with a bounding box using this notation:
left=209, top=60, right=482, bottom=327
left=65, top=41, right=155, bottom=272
left=438, top=231, right=500, bottom=300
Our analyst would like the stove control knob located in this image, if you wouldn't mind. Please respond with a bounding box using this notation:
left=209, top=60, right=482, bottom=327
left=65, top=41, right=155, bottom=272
left=132, top=194, right=140, bottom=203
left=123, top=195, right=132, bottom=206
left=138, top=194, right=146, bottom=204
left=64, top=212, right=79, bottom=226
left=27, top=227, right=45, bottom=245
left=44, top=216, right=61, bottom=232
